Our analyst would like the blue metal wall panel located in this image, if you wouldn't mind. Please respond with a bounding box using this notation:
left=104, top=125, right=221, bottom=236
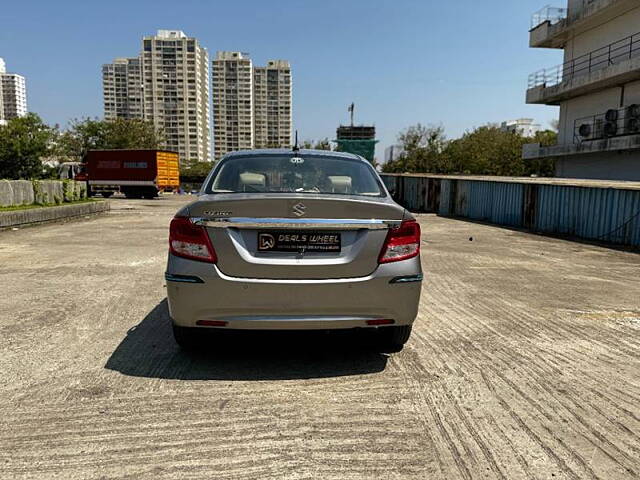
left=455, top=181, right=523, bottom=226
left=404, top=177, right=422, bottom=211
left=381, top=175, right=397, bottom=193
left=454, top=181, right=470, bottom=217
left=467, top=181, right=492, bottom=221
left=492, top=182, right=524, bottom=227
left=439, top=180, right=452, bottom=216
left=535, top=186, right=640, bottom=245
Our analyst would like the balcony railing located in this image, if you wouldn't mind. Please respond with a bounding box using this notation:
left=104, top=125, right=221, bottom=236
left=573, top=105, right=640, bottom=144
left=528, top=31, right=640, bottom=89
left=531, top=5, right=567, bottom=29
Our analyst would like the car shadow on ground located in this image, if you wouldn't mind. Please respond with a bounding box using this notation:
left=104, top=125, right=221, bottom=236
left=105, top=299, right=389, bottom=381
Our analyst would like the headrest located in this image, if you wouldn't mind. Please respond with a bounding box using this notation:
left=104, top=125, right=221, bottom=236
left=328, top=176, right=352, bottom=193
left=239, top=172, right=266, bottom=190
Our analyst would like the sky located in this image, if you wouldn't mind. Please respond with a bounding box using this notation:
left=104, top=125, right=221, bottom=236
left=0, top=0, right=563, bottom=159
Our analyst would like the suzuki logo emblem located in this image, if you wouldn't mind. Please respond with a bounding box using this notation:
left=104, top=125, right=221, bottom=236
left=292, top=202, right=306, bottom=217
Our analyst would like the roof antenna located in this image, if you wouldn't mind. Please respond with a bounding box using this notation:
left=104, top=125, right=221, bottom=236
left=292, top=130, right=300, bottom=152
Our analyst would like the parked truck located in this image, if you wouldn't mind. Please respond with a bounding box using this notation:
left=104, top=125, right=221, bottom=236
left=83, top=149, right=179, bottom=198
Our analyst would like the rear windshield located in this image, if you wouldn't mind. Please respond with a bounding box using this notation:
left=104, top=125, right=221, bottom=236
left=206, top=155, right=385, bottom=197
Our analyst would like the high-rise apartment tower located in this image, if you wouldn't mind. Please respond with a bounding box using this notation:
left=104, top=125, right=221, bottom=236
left=212, top=52, right=292, bottom=159
left=102, top=57, right=143, bottom=120
left=212, top=51, right=254, bottom=159
left=102, top=30, right=211, bottom=163
left=0, top=58, right=28, bottom=124
left=253, top=60, right=292, bottom=149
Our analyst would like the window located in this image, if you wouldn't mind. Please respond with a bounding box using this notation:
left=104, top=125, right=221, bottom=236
left=207, top=155, right=384, bottom=197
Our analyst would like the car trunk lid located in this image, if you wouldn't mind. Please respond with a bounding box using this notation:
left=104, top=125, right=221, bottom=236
left=189, top=194, right=405, bottom=279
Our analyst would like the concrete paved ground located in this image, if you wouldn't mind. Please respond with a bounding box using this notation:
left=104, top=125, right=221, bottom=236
left=0, top=195, right=638, bottom=479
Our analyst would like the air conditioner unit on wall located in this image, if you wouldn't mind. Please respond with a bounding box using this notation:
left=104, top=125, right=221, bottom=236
left=578, top=123, right=592, bottom=139
left=625, top=104, right=640, bottom=134
left=605, top=109, right=618, bottom=122
left=604, top=121, right=618, bottom=137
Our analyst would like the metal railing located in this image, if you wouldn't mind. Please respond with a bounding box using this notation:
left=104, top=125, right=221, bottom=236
left=531, top=5, right=567, bottom=29
left=529, top=31, right=640, bottom=89
left=573, top=105, right=640, bottom=144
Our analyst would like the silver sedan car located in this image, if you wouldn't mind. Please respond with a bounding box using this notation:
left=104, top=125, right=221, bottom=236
left=166, top=149, right=422, bottom=351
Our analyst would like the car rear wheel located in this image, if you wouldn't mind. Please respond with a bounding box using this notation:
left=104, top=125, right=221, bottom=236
left=172, top=324, right=201, bottom=350
left=378, top=325, right=413, bottom=352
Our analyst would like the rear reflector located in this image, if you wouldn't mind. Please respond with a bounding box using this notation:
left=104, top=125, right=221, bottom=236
left=366, top=319, right=395, bottom=326
left=196, top=320, right=227, bottom=327
left=379, top=220, right=421, bottom=264
left=169, top=216, right=217, bottom=263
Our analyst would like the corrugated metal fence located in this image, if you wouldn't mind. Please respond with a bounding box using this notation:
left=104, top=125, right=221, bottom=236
left=381, top=174, right=640, bottom=247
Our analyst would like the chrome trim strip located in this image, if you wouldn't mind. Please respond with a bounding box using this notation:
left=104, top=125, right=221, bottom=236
left=212, top=264, right=376, bottom=284
left=192, top=217, right=400, bottom=230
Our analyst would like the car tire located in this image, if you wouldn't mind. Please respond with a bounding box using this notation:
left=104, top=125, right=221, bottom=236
left=172, top=324, right=201, bottom=350
left=378, top=325, right=413, bottom=352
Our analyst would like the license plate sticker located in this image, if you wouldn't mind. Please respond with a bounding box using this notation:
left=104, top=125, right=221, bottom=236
left=258, top=231, right=341, bottom=252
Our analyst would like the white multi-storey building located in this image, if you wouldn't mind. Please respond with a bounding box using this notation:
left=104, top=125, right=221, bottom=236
left=102, top=57, right=143, bottom=120
left=524, top=0, right=640, bottom=180
left=253, top=60, right=292, bottom=149
left=212, top=52, right=254, bottom=159
left=0, top=58, right=28, bottom=124
left=501, top=118, right=541, bottom=137
left=212, top=52, right=292, bottom=159
left=102, top=30, right=211, bottom=164
left=141, top=30, right=211, bottom=164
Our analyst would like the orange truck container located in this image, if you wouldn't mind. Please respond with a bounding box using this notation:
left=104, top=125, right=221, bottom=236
left=84, top=149, right=180, bottom=199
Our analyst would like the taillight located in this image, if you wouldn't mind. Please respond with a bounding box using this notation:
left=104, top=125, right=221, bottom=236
left=169, top=216, right=217, bottom=263
left=379, top=220, right=421, bottom=263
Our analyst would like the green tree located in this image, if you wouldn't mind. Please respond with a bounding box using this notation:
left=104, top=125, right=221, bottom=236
left=0, top=113, right=58, bottom=179
left=524, top=129, right=557, bottom=177
left=384, top=123, right=557, bottom=177
left=58, top=118, right=163, bottom=160
left=179, top=160, right=214, bottom=181
left=443, top=125, right=527, bottom=176
left=383, top=124, right=446, bottom=173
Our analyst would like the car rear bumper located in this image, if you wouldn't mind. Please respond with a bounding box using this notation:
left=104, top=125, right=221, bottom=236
left=166, top=254, right=422, bottom=330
